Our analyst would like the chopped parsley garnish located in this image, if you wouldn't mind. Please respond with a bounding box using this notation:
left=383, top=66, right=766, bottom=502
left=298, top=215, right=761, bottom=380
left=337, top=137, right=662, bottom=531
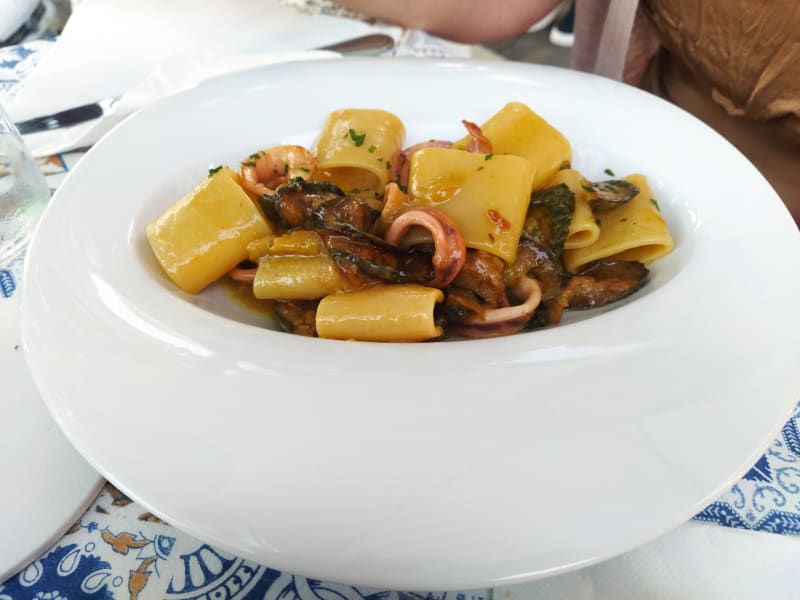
left=485, top=153, right=493, bottom=160
left=368, top=145, right=377, bottom=153
left=298, top=167, right=310, bottom=173
left=350, top=188, right=361, bottom=194
left=386, top=160, right=391, bottom=170
left=348, top=128, right=366, bottom=147
left=595, top=218, right=602, bottom=226
left=581, top=184, right=594, bottom=192
left=208, top=165, right=223, bottom=176
left=249, top=152, right=262, bottom=159
left=284, top=164, right=289, bottom=175
left=650, top=197, right=660, bottom=210
left=604, top=168, right=615, bottom=176
left=620, top=217, right=628, bottom=222
left=241, top=161, right=256, bottom=167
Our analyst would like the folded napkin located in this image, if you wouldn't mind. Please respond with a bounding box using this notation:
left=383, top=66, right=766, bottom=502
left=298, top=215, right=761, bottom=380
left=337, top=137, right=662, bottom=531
left=16, top=50, right=338, bottom=157
left=6, top=0, right=404, bottom=156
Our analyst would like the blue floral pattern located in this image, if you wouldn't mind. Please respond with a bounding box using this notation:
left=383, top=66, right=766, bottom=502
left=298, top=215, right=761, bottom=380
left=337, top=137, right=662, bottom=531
left=0, top=269, right=15, bottom=298
left=0, top=486, right=488, bottom=600
left=0, top=40, right=55, bottom=102
left=0, top=542, right=114, bottom=600
left=695, top=401, right=800, bottom=534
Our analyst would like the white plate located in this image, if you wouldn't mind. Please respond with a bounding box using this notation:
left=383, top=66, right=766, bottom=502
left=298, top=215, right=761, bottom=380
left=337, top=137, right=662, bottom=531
left=20, top=59, right=800, bottom=590
left=0, top=292, right=103, bottom=582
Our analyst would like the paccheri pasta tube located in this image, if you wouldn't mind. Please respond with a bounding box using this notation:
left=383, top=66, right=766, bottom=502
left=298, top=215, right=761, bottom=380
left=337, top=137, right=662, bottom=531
left=563, top=174, right=674, bottom=272
left=316, top=284, right=443, bottom=342
left=549, top=169, right=601, bottom=250
left=146, top=104, right=674, bottom=342
left=252, top=231, right=348, bottom=300
left=453, top=101, right=571, bottom=191
left=315, top=108, right=405, bottom=203
left=146, top=167, right=273, bottom=294
left=408, top=148, right=535, bottom=264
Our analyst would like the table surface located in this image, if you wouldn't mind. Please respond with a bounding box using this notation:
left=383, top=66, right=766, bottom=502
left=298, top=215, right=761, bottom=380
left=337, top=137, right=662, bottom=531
left=2, top=31, right=800, bottom=600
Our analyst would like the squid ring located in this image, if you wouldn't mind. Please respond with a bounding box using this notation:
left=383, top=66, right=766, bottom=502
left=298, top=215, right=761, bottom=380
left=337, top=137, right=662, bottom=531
left=455, top=277, right=542, bottom=338
left=385, top=208, right=466, bottom=288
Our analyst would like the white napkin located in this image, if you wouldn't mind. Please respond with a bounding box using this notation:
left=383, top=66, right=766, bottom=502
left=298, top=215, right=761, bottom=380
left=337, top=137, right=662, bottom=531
left=7, top=0, right=402, bottom=156
left=16, top=50, right=337, bottom=157
left=494, top=522, right=800, bottom=599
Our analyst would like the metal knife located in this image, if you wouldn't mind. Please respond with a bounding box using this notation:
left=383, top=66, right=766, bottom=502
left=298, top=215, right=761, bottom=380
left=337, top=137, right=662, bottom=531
left=14, top=96, right=119, bottom=135
left=318, top=32, right=394, bottom=55
left=13, top=33, right=394, bottom=135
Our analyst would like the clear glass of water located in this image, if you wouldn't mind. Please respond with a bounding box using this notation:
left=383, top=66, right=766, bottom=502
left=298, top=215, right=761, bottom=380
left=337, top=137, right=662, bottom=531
left=0, top=102, right=50, bottom=267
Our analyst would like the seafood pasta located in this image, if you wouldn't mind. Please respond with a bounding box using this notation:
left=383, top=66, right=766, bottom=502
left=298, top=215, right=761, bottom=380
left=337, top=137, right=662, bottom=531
left=146, top=102, right=674, bottom=341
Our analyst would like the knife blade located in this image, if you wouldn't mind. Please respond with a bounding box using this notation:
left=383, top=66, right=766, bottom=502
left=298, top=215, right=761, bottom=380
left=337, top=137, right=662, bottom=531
left=318, top=32, right=394, bottom=55
left=13, top=33, right=395, bottom=135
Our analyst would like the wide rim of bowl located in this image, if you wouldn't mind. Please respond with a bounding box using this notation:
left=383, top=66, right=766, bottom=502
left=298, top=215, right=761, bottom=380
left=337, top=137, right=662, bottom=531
left=21, top=58, right=800, bottom=590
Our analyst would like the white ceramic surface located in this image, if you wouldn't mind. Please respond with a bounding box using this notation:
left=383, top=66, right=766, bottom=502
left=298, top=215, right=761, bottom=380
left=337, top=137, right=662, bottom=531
left=20, top=59, right=800, bottom=590
left=0, top=294, right=104, bottom=581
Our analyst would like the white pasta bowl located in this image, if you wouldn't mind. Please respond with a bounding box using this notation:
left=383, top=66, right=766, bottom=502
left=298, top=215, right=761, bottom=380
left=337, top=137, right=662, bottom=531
left=20, top=59, right=800, bottom=590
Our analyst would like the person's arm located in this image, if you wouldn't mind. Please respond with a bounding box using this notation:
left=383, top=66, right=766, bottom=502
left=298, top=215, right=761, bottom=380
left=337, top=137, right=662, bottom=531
left=335, top=0, right=565, bottom=43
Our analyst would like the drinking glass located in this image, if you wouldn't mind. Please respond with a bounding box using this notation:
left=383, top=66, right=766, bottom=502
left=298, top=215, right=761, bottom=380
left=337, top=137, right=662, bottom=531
left=0, top=102, right=50, bottom=267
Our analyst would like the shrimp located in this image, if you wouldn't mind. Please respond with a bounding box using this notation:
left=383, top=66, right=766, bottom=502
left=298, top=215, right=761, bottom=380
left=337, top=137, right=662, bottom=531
left=229, top=266, right=257, bottom=283
left=239, top=145, right=316, bottom=197
left=461, top=120, right=493, bottom=154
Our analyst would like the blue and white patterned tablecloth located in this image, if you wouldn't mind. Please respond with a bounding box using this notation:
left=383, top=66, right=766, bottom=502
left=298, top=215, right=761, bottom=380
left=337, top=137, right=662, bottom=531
left=2, top=37, right=800, bottom=600
left=0, top=484, right=489, bottom=600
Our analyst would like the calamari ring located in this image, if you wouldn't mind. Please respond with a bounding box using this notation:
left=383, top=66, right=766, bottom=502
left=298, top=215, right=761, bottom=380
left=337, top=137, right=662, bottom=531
left=385, top=208, right=466, bottom=288
left=455, top=277, right=542, bottom=338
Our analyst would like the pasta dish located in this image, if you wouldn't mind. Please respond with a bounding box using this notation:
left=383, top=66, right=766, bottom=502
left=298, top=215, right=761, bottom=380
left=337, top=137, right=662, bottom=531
left=146, top=102, right=674, bottom=342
